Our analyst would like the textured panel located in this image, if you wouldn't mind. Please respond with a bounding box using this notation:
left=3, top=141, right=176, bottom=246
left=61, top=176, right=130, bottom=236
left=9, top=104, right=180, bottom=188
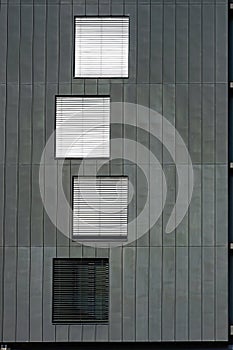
left=216, top=4, right=227, bottom=82
left=189, top=165, right=202, bottom=246
left=18, top=165, right=31, bottom=247
left=59, top=3, right=73, bottom=83
left=20, top=4, right=33, bottom=84
left=189, top=247, right=202, bottom=341
left=125, top=2, right=136, bottom=83
left=5, top=84, right=19, bottom=164
left=150, top=4, right=163, bottom=83
left=46, top=1, right=59, bottom=83
left=19, top=85, right=32, bottom=164
left=111, top=83, right=124, bottom=167
left=163, top=4, right=175, bottom=82
left=149, top=247, right=162, bottom=341
left=3, top=247, right=17, bottom=342
left=43, top=248, right=56, bottom=341
left=162, top=247, right=175, bottom=341
left=16, top=248, right=30, bottom=341
left=189, top=84, right=202, bottom=163
left=202, top=85, right=215, bottom=163
left=7, top=4, right=20, bottom=84
left=137, top=4, right=150, bottom=83
left=4, top=164, right=17, bottom=246
left=215, top=246, right=228, bottom=341
left=175, top=85, right=189, bottom=246
left=216, top=84, right=228, bottom=163
left=0, top=85, right=6, bottom=166
left=57, top=165, right=71, bottom=247
left=30, top=247, right=43, bottom=341
left=109, top=247, right=122, bottom=341
left=33, top=3, right=46, bottom=83
left=31, top=165, right=44, bottom=246
left=123, top=247, right=135, bottom=341
left=0, top=247, right=3, bottom=340
left=0, top=164, right=4, bottom=247
left=175, top=247, right=188, bottom=341
left=202, top=247, right=215, bottom=340
left=189, top=5, right=201, bottom=82
left=202, top=165, right=215, bottom=245
left=176, top=5, right=188, bottom=83
left=136, top=247, right=149, bottom=340
left=0, top=5, right=7, bottom=83
left=202, top=4, right=215, bottom=83
left=32, top=84, right=45, bottom=164
left=216, top=166, right=228, bottom=245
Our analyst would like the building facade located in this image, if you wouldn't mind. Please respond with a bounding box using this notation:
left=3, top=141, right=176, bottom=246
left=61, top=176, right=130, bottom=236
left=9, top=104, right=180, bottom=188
left=0, top=0, right=229, bottom=345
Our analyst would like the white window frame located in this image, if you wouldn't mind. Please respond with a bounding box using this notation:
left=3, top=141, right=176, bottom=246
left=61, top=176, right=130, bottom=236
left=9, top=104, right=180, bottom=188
left=55, top=95, right=110, bottom=159
left=72, top=176, right=128, bottom=241
left=74, top=16, right=129, bottom=78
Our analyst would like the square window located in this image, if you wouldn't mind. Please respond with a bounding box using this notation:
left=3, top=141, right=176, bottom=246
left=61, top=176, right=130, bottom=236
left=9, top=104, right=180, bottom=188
left=72, top=177, right=128, bottom=241
left=55, top=96, right=110, bottom=158
left=52, top=258, right=109, bottom=324
left=74, top=17, right=129, bottom=78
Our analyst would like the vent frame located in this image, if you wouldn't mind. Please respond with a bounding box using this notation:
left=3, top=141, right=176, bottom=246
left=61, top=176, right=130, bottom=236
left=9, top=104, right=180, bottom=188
left=72, top=176, right=129, bottom=241
left=54, top=95, right=111, bottom=159
left=52, top=258, right=109, bottom=325
left=73, top=15, right=130, bottom=79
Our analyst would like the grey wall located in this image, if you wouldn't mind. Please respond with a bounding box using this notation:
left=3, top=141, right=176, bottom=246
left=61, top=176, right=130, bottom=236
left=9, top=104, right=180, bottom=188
left=0, top=0, right=229, bottom=343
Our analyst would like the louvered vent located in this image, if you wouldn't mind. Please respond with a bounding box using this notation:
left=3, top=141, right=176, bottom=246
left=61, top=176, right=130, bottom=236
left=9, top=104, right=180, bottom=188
left=55, top=96, right=110, bottom=158
left=74, top=17, right=129, bottom=78
left=52, top=258, right=109, bottom=324
left=73, top=177, right=128, bottom=241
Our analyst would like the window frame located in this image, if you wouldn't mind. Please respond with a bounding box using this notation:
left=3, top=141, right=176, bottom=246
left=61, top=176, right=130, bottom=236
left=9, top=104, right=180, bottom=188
left=52, top=258, right=109, bottom=324
left=73, top=15, right=130, bottom=79
left=54, top=95, right=111, bottom=160
left=71, top=175, right=129, bottom=242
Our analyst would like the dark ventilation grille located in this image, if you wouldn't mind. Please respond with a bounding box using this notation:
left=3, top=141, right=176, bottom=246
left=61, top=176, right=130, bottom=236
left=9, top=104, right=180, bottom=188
left=52, top=258, right=109, bottom=324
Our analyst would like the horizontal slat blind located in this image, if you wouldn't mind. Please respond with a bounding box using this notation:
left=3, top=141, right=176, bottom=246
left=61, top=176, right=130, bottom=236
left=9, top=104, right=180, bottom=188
left=53, top=258, right=109, bottom=324
left=74, top=17, right=129, bottom=78
left=73, top=177, right=128, bottom=240
left=55, top=96, right=110, bottom=158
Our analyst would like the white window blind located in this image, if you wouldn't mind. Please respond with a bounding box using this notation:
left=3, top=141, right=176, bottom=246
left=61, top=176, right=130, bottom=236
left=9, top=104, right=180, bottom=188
left=73, top=177, right=128, bottom=240
left=74, top=17, right=129, bottom=78
left=55, top=96, right=110, bottom=158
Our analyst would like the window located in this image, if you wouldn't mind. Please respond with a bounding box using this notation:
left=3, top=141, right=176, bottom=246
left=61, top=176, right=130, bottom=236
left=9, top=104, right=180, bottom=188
left=72, top=177, right=128, bottom=241
left=74, top=17, right=129, bottom=78
left=55, top=96, right=110, bottom=158
left=52, top=258, right=109, bottom=324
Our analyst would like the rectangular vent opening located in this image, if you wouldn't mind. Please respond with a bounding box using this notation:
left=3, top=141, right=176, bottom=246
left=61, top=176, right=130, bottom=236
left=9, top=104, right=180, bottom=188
left=55, top=96, right=110, bottom=159
left=52, top=258, right=109, bottom=324
left=72, top=176, right=128, bottom=241
left=74, top=17, right=129, bottom=78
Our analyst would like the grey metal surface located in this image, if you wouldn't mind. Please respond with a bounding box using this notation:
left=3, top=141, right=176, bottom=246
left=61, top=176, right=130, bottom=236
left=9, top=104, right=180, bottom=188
left=0, top=0, right=228, bottom=343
